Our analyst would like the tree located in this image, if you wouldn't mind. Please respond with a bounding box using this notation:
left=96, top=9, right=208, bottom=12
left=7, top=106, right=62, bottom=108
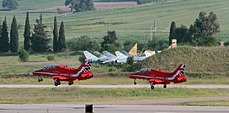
left=101, top=30, right=121, bottom=52
left=65, top=0, right=77, bottom=12
left=0, top=22, right=2, bottom=50
left=190, top=11, right=220, bottom=45
left=10, top=15, right=19, bottom=52
left=31, top=14, right=51, bottom=52
left=175, top=25, right=190, bottom=44
left=74, top=0, right=95, bottom=12
left=67, top=35, right=100, bottom=51
left=24, top=11, right=31, bottom=51
left=58, top=21, right=66, bottom=52
left=169, top=21, right=176, bottom=45
left=1, top=17, right=9, bottom=52
left=2, top=0, right=18, bottom=10
left=53, top=16, right=58, bottom=52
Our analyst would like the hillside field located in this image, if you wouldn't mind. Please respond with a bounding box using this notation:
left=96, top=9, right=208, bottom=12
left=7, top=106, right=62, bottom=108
left=140, top=46, right=229, bottom=76
left=0, top=0, right=228, bottom=46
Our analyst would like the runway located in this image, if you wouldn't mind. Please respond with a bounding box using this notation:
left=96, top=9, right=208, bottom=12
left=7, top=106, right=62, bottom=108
left=0, top=84, right=229, bottom=89
left=1, top=104, right=229, bottom=113
left=0, top=84, right=229, bottom=113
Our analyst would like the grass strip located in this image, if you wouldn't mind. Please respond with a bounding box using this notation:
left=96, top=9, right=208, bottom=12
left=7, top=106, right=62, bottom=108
left=1, top=88, right=229, bottom=104
left=181, top=100, right=229, bottom=106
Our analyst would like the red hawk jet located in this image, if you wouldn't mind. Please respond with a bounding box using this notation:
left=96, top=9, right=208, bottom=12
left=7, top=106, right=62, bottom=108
left=129, top=64, right=187, bottom=89
left=32, top=60, right=93, bottom=86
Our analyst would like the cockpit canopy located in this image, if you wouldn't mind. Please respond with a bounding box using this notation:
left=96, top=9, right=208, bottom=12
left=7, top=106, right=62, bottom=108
left=135, top=68, right=152, bottom=73
left=40, top=64, right=59, bottom=70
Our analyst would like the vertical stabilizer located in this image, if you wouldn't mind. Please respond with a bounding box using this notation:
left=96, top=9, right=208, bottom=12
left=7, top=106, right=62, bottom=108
left=172, top=64, right=186, bottom=74
left=128, top=43, right=138, bottom=56
left=83, top=51, right=99, bottom=61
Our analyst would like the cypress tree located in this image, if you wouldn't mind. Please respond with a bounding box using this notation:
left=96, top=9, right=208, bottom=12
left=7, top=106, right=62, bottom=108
left=31, top=14, right=51, bottom=52
left=24, top=11, right=31, bottom=51
left=10, top=15, right=19, bottom=52
left=0, top=23, right=2, bottom=50
left=58, top=21, right=66, bottom=52
left=169, top=21, right=176, bottom=45
left=1, top=17, right=9, bottom=52
left=53, top=16, right=58, bottom=52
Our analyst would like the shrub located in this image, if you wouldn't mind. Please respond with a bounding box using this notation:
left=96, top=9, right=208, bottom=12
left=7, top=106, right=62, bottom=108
left=47, top=55, right=55, bottom=61
left=78, top=55, right=86, bottom=63
left=67, top=35, right=100, bottom=51
left=18, top=49, right=29, bottom=62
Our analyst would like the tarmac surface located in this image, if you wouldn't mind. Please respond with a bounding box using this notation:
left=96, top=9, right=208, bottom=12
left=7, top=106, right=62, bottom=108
left=1, top=84, right=229, bottom=89
left=0, top=84, right=229, bottom=113
left=1, top=104, right=229, bottom=113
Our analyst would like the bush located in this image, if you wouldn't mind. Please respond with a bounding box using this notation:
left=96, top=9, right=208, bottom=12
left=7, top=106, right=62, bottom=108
left=147, top=39, right=169, bottom=51
left=47, top=55, right=55, bottom=61
left=78, top=55, right=86, bottom=63
left=18, top=49, right=29, bottom=62
left=67, top=35, right=100, bottom=51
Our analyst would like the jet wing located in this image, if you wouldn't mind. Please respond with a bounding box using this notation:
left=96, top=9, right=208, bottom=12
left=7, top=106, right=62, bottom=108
left=147, top=79, right=163, bottom=83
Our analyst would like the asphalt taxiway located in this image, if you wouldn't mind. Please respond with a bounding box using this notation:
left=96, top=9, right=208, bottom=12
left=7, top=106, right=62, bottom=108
left=1, top=104, right=229, bottom=113
left=0, top=84, right=229, bottom=89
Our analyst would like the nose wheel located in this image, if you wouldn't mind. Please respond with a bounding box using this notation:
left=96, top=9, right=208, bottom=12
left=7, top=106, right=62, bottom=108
left=134, top=79, right=137, bottom=85
left=163, top=84, right=167, bottom=88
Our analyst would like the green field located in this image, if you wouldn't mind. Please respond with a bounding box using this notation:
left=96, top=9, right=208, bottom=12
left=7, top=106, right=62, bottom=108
left=0, top=88, right=228, bottom=104
left=0, top=0, right=229, bottom=46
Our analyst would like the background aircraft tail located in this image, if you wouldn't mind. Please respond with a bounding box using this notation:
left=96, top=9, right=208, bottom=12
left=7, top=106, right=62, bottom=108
left=129, top=43, right=138, bottom=56
left=143, top=50, right=152, bottom=58
left=115, top=51, right=128, bottom=58
left=102, top=51, right=116, bottom=58
left=83, top=51, right=99, bottom=60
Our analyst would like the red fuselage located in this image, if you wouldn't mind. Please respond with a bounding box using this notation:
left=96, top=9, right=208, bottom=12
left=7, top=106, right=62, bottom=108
left=129, top=64, right=187, bottom=89
left=33, top=64, right=93, bottom=82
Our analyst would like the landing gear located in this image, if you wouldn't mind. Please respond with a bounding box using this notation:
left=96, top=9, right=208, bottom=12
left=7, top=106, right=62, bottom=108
left=54, top=79, right=61, bottom=86
left=163, top=84, right=167, bottom=88
left=68, top=81, right=74, bottom=85
left=134, top=79, right=137, bottom=85
left=151, top=85, right=154, bottom=89
left=38, top=76, right=43, bottom=82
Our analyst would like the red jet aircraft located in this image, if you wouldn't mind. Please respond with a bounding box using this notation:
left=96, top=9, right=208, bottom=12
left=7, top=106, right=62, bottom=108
left=129, top=64, right=187, bottom=89
left=32, top=60, right=93, bottom=86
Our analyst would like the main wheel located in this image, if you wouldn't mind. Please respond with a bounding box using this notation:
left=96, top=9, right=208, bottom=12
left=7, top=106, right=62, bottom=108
left=163, top=84, right=167, bottom=88
left=134, top=81, right=137, bottom=85
left=38, top=77, right=43, bottom=82
left=54, top=79, right=60, bottom=86
left=151, top=85, right=154, bottom=89
left=68, top=81, right=74, bottom=85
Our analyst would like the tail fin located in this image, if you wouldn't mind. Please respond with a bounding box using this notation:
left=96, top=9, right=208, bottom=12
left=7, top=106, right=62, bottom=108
left=144, top=50, right=152, bottom=57
left=129, top=43, right=138, bottom=56
left=172, top=64, right=186, bottom=74
left=102, top=51, right=116, bottom=58
left=71, top=60, right=92, bottom=77
left=83, top=51, right=99, bottom=60
left=115, top=51, right=128, bottom=58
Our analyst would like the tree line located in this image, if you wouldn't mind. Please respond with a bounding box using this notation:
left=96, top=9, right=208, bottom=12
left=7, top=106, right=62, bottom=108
left=0, top=12, right=66, bottom=53
left=169, top=11, right=220, bottom=46
left=1, top=0, right=95, bottom=12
